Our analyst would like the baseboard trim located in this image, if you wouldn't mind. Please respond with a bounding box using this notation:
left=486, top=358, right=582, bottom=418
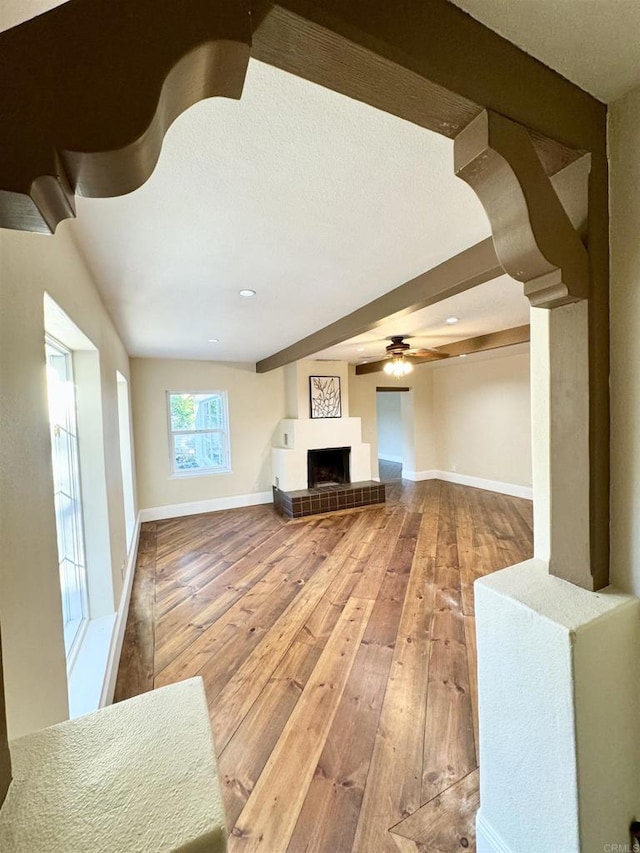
left=438, top=471, right=533, bottom=500
left=402, top=469, right=439, bottom=482
left=100, top=512, right=142, bottom=707
left=476, top=811, right=514, bottom=853
left=139, top=490, right=274, bottom=523
left=403, top=470, right=533, bottom=500
left=378, top=454, right=403, bottom=464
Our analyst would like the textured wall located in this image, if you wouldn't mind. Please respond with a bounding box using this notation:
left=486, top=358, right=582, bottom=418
left=432, top=351, right=531, bottom=488
left=0, top=224, right=131, bottom=737
left=131, top=358, right=285, bottom=510
left=610, top=84, right=640, bottom=596
left=350, top=349, right=531, bottom=488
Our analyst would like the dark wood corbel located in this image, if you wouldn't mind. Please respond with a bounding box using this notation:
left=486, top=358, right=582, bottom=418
left=0, top=0, right=252, bottom=234
left=454, top=110, right=590, bottom=309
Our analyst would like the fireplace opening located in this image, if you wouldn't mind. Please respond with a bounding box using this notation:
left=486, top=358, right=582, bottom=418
left=307, top=446, right=351, bottom=489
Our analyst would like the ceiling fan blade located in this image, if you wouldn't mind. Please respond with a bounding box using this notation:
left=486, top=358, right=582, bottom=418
left=355, top=351, right=447, bottom=375
left=433, top=324, right=530, bottom=357
left=355, top=325, right=529, bottom=376
left=355, top=359, right=390, bottom=375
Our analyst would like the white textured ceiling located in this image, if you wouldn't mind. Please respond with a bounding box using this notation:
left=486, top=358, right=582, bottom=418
left=0, top=0, right=68, bottom=32
left=450, top=0, right=640, bottom=103
left=67, top=59, right=491, bottom=362
left=312, top=274, right=531, bottom=364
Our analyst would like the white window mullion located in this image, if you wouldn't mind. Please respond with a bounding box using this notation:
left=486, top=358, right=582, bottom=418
left=45, top=335, right=89, bottom=661
left=167, top=392, right=231, bottom=476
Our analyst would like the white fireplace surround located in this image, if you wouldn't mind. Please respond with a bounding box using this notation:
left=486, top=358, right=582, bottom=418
left=272, top=417, right=372, bottom=492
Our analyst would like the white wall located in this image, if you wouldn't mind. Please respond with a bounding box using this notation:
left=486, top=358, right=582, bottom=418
left=349, top=364, right=439, bottom=480
left=284, top=360, right=350, bottom=419
left=350, top=348, right=531, bottom=491
left=131, top=358, right=285, bottom=511
left=610, top=84, right=640, bottom=596
left=432, top=351, right=532, bottom=489
left=0, top=223, right=132, bottom=738
left=376, top=392, right=404, bottom=462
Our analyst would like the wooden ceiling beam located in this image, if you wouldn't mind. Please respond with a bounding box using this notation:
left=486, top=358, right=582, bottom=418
left=252, top=0, right=604, bottom=164
left=0, top=0, right=604, bottom=232
left=434, top=323, right=530, bottom=356
left=354, top=324, right=530, bottom=375
left=256, top=238, right=503, bottom=373
left=0, top=0, right=251, bottom=233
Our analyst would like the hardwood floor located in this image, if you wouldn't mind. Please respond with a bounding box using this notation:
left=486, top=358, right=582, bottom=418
left=379, top=458, right=403, bottom=481
left=115, top=480, right=533, bottom=852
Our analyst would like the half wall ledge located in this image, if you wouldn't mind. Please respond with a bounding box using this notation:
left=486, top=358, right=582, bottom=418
left=475, top=559, right=640, bottom=853
left=0, top=678, right=227, bottom=852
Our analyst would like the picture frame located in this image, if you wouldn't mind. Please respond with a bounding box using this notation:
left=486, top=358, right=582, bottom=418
left=309, top=375, right=342, bottom=419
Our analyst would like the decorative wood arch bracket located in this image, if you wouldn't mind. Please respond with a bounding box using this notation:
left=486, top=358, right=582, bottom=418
left=454, top=110, right=590, bottom=309
left=0, top=0, right=251, bottom=234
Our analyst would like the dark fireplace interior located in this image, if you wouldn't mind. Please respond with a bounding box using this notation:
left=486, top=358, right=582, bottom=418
left=308, top=447, right=351, bottom=489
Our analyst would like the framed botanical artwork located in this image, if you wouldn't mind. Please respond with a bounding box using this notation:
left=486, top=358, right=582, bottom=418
left=309, top=375, right=342, bottom=419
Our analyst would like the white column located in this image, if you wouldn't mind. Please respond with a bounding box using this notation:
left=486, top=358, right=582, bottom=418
left=476, top=297, right=640, bottom=852
left=530, top=302, right=591, bottom=588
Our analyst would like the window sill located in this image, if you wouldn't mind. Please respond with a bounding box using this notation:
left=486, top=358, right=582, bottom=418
left=169, top=467, right=232, bottom=479
left=68, top=613, right=116, bottom=719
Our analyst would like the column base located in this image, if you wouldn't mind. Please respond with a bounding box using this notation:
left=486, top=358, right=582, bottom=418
left=475, top=559, right=640, bottom=853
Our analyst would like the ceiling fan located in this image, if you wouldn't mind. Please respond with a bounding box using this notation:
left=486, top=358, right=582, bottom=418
left=357, top=325, right=531, bottom=376
left=378, top=335, right=447, bottom=377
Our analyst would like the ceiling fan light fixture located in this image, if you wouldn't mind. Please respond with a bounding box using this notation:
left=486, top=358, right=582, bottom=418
left=384, top=357, right=413, bottom=377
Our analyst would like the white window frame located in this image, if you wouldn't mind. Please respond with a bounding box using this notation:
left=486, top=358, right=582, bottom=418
left=166, top=390, right=231, bottom=477
left=45, top=334, right=90, bottom=664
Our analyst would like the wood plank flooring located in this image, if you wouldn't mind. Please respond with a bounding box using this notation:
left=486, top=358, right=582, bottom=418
left=115, top=479, right=533, bottom=852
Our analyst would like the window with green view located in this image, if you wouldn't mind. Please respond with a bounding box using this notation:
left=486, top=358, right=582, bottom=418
left=167, top=391, right=231, bottom=475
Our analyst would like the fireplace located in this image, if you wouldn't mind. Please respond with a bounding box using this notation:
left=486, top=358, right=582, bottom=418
left=307, top=446, right=351, bottom=489
left=272, top=409, right=383, bottom=518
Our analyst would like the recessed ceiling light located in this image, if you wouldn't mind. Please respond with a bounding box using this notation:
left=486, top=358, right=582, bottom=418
left=208, top=338, right=220, bottom=343
left=239, top=289, right=256, bottom=298
left=357, top=347, right=365, bottom=352
left=446, top=316, right=460, bottom=325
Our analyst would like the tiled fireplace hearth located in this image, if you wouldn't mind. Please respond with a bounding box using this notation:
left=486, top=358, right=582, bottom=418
left=271, top=410, right=384, bottom=519
left=273, top=480, right=386, bottom=519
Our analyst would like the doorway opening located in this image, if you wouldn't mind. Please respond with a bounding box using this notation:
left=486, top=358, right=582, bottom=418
left=376, top=387, right=411, bottom=482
